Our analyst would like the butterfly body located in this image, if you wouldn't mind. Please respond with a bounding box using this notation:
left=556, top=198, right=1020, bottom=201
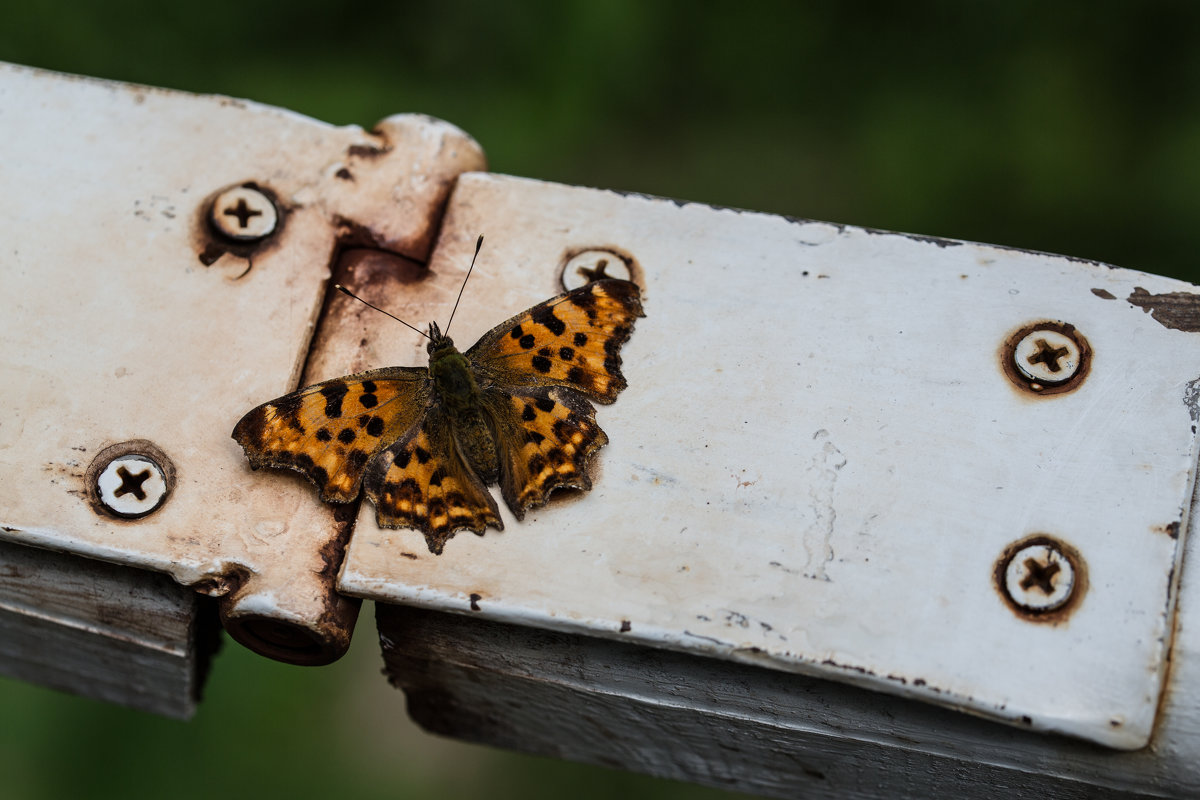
left=425, top=324, right=500, bottom=483
left=233, top=278, right=644, bottom=554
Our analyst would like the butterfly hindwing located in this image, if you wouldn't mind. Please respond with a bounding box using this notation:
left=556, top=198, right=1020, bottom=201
left=467, top=279, right=644, bottom=403
left=363, top=406, right=503, bottom=554
left=232, top=367, right=429, bottom=502
left=482, top=385, right=609, bottom=519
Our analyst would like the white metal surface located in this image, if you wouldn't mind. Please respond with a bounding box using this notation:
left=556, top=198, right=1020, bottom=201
left=0, top=63, right=486, bottom=663
left=341, top=173, right=1200, bottom=749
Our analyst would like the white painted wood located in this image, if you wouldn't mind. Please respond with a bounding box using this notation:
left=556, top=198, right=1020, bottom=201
left=0, top=539, right=213, bottom=718
left=379, top=463, right=1200, bottom=796
left=343, top=173, right=1200, bottom=750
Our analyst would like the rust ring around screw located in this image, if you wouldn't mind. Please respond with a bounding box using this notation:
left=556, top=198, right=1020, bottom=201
left=85, top=440, right=176, bottom=520
left=1000, top=321, right=1091, bottom=396
left=993, top=534, right=1087, bottom=623
left=558, top=246, right=640, bottom=292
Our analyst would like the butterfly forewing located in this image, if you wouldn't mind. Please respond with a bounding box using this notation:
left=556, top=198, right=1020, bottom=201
left=232, top=367, right=429, bottom=502
left=467, top=279, right=644, bottom=403
left=363, top=406, right=502, bottom=554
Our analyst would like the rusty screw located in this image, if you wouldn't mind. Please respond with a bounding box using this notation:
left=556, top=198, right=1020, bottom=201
left=210, top=185, right=278, bottom=242
left=999, top=538, right=1078, bottom=615
left=87, top=441, right=175, bottom=520
left=1014, top=329, right=1081, bottom=385
left=1002, top=322, right=1090, bottom=394
left=96, top=455, right=168, bottom=518
left=561, top=249, right=633, bottom=291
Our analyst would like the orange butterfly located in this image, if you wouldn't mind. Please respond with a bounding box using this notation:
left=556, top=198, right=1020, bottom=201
left=232, top=243, right=644, bottom=554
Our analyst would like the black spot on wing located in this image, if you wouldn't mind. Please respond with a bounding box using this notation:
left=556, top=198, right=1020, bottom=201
left=519, top=333, right=535, bottom=349
left=522, top=404, right=536, bottom=421
left=321, top=384, right=347, bottom=418
left=359, top=393, right=378, bottom=408
left=532, top=355, right=552, bottom=373
left=574, top=332, right=588, bottom=347
left=316, top=428, right=333, bottom=443
left=571, top=290, right=598, bottom=319
left=552, top=419, right=573, bottom=441
left=532, top=306, right=566, bottom=336
left=366, top=416, right=385, bottom=437
left=535, top=396, right=555, bottom=413
left=338, top=428, right=356, bottom=444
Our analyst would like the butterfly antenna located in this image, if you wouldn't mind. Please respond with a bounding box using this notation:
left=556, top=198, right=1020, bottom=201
left=443, top=234, right=484, bottom=338
left=335, top=284, right=430, bottom=340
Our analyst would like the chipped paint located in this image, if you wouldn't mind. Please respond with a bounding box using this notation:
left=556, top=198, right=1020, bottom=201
left=1127, top=287, right=1200, bottom=332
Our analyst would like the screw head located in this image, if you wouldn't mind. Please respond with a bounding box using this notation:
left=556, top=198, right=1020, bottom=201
left=1014, top=330, right=1082, bottom=385
left=997, top=536, right=1082, bottom=618
left=561, top=249, right=633, bottom=291
left=1001, top=321, right=1091, bottom=395
left=210, top=185, right=278, bottom=242
left=86, top=441, right=175, bottom=520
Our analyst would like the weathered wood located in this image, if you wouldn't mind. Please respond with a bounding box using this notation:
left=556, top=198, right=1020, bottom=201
left=377, top=602, right=1172, bottom=799
left=0, top=540, right=217, bottom=718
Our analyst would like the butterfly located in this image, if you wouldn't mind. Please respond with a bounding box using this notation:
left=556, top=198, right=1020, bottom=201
left=232, top=242, right=644, bottom=554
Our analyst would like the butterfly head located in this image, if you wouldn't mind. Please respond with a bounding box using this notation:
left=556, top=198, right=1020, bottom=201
left=426, top=321, right=455, bottom=355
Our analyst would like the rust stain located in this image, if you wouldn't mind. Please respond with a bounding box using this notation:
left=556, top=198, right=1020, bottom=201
left=469, top=593, right=482, bottom=611
left=83, top=440, right=176, bottom=521
left=1091, top=288, right=1116, bottom=300
left=993, top=535, right=1088, bottom=625
left=1127, top=287, right=1200, bottom=332
left=619, top=620, right=631, bottom=632
left=347, top=143, right=390, bottom=159
left=191, top=182, right=288, bottom=275
left=998, top=321, right=1091, bottom=398
left=1152, top=521, right=1181, bottom=539
left=558, top=245, right=643, bottom=294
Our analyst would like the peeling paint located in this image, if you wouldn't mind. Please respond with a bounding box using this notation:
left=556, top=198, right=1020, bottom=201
left=1127, top=287, right=1200, bottom=332
left=1184, top=378, right=1200, bottom=422
left=802, top=430, right=845, bottom=581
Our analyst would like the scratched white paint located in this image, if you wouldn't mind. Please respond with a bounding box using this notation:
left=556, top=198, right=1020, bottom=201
left=0, top=63, right=485, bottom=661
left=340, top=173, right=1200, bottom=749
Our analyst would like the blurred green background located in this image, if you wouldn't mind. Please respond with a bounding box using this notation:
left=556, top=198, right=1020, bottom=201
left=3, top=1, right=1200, bottom=797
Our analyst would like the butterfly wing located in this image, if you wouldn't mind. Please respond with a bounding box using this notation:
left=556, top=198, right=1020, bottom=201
left=466, top=279, right=644, bottom=403
left=363, top=405, right=503, bottom=554
left=480, top=386, right=608, bottom=519
left=232, top=367, right=430, bottom=503
left=464, top=278, right=643, bottom=519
